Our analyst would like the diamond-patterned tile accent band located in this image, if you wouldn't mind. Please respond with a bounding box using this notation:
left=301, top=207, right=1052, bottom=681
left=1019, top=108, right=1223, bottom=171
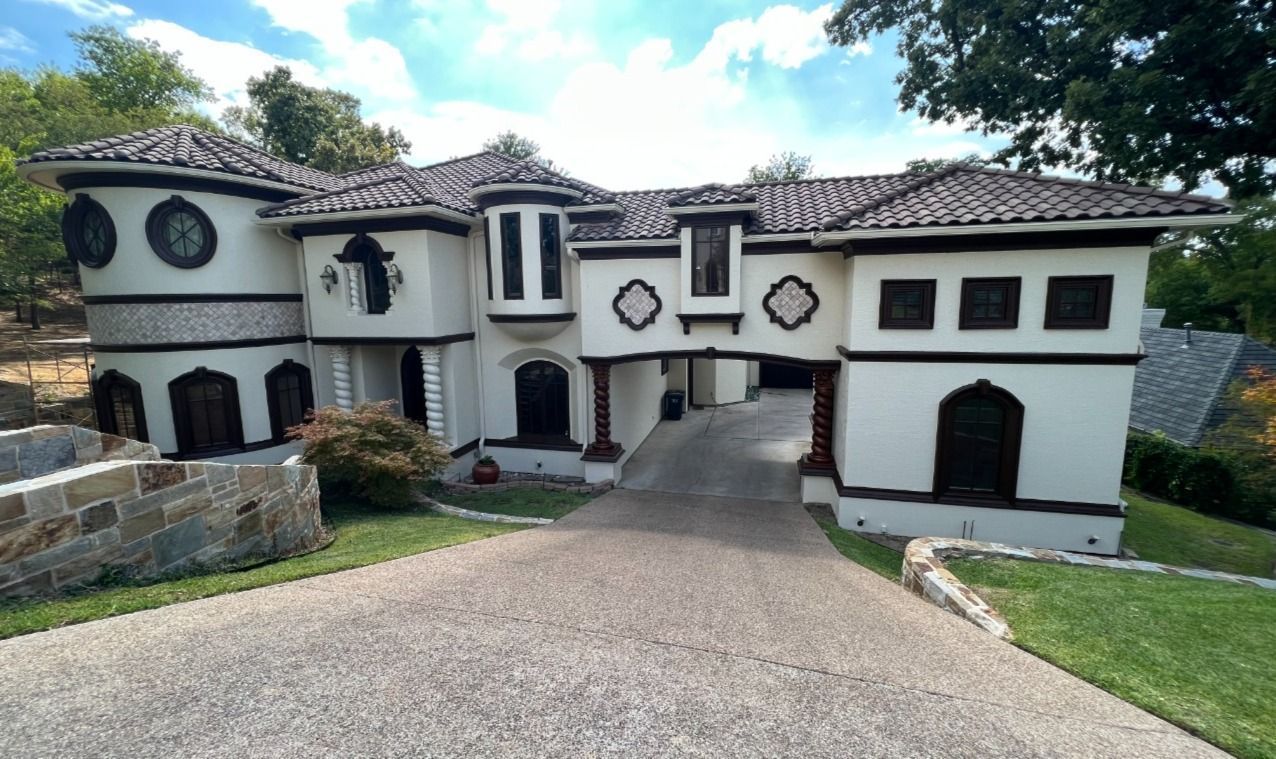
left=763, top=275, right=819, bottom=330
left=611, top=279, right=662, bottom=330
left=86, top=301, right=305, bottom=345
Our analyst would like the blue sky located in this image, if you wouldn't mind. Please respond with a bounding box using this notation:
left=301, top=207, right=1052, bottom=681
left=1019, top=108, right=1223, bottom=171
left=2, top=0, right=1007, bottom=189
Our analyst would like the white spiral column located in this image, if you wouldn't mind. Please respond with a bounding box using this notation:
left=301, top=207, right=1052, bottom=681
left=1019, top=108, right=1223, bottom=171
left=329, top=345, right=354, bottom=411
left=418, top=346, right=446, bottom=440
left=343, top=263, right=365, bottom=314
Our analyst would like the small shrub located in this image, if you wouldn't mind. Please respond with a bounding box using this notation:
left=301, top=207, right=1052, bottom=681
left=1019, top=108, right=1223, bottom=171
left=289, top=401, right=452, bottom=508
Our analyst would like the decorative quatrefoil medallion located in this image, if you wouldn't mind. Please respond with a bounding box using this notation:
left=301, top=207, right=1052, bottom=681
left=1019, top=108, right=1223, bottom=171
left=763, top=275, right=819, bottom=330
left=612, top=279, right=662, bottom=330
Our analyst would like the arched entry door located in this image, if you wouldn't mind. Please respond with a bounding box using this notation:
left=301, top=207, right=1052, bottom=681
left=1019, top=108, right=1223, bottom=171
left=400, top=347, right=427, bottom=425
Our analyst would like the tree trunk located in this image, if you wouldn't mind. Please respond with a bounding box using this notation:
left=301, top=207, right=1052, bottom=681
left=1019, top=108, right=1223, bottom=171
left=14, top=301, right=22, bottom=323
left=29, top=297, right=40, bottom=330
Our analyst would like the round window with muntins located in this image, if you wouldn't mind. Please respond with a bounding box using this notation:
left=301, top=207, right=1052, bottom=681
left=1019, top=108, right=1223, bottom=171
left=146, top=196, right=217, bottom=268
left=61, top=195, right=116, bottom=268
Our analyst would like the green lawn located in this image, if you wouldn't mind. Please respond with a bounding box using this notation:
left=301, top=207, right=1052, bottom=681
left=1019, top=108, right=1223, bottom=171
left=950, top=558, right=1276, bottom=759
left=1122, top=488, right=1276, bottom=577
left=0, top=496, right=526, bottom=640
left=813, top=517, right=902, bottom=581
left=440, top=488, right=591, bottom=520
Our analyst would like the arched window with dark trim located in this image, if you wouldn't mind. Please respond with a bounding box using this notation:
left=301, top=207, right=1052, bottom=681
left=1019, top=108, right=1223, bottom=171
left=934, top=380, right=1023, bottom=503
left=168, top=368, right=243, bottom=456
left=265, top=360, right=313, bottom=443
left=338, top=233, right=392, bottom=315
left=95, top=369, right=147, bottom=442
left=515, top=361, right=570, bottom=442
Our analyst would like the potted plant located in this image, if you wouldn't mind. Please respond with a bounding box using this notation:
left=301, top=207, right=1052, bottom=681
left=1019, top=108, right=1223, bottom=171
left=472, top=454, right=500, bottom=485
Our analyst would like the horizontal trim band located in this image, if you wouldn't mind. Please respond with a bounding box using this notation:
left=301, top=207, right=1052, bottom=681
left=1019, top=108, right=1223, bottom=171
left=581, top=445, right=625, bottom=463
left=82, top=293, right=303, bottom=305
left=450, top=438, right=479, bottom=459
left=288, top=214, right=471, bottom=238
left=580, top=349, right=839, bottom=371
left=836, top=346, right=1145, bottom=365
left=91, top=334, right=308, bottom=353
left=576, top=246, right=680, bottom=260
left=837, top=484, right=1126, bottom=518
left=160, top=437, right=290, bottom=461
left=815, top=213, right=1238, bottom=246
left=309, top=332, right=475, bottom=346
left=58, top=170, right=301, bottom=202
left=487, top=313, right=577, bottom=324
left=485, top=437, right=583, bottom=453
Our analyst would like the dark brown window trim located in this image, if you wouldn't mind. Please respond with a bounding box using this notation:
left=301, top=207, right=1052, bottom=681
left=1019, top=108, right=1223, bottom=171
left=146, top=195, right=217, bottom=269
left=676, top=312, right=744, bottom=335
left=933, top=379, right=1023, bottom=503
left=835, top=346, right=1144, bottom=365
left=309, top=333, right=474, bottom=346
left=62, top=194, right=116, bottom=269
left=1044, top=275, right=1113, bottom=329
left=486, top=313, right=576, bottom=323
left=168, top=367, right=244, bottom=457
left=485, top=436, right=582, bottom=452
left=539, top=212, right=563, bottom=300
left=82, top=293, right=303, bottom=305
left=264, top=359, right=314, bottom=445
left=94, top=369, right=148, bottom=443
left=690, top=225, right=731, bottom=297
left=879, top=279, right=936, bottom=329
left=483, top=216, right=494, bottom=300
left=500, top=211, right=524, bottom=300
left=959, top=277, right=1020, bottom=329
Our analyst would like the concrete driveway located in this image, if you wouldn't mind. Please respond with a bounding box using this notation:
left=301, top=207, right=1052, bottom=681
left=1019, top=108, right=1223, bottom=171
left=0, top=489, right=1221, bottom=757
left=621, top=388, right=811, bottom=500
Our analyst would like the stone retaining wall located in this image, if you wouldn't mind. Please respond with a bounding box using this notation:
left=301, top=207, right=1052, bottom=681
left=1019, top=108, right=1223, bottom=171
left=0, top=458, right=321, bottom=596
left=442, top=477, right=613, bottom=496
left=0, top=425, right=158, bottom=485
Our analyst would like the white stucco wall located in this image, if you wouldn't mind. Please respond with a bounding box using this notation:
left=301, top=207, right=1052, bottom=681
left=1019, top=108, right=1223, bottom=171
left=713, top=359, right=749, bottom=405
left=609, top=360, right=668, bottom=465
left=840, top=361, right=1135, bottom=505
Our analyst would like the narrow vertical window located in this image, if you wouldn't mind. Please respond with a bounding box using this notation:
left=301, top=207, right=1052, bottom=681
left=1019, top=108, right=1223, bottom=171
left=265, top=361, right=313, bottom=443
left=539, top=213, right=562, bottom=299
left=353, top=243, right=391, bottom=314
left=501, top=212, right=523, bottom=300
left=483, top=216, right=494, bottom=300
left=94, top=370, right=147, bottom=442
left=691, top=226, right=729, bottom=296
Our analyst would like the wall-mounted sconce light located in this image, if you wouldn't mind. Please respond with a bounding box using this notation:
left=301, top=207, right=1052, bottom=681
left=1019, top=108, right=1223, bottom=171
left=319, top=265, right=339, bottom=294
left=386, top=262, right=404, bottom=295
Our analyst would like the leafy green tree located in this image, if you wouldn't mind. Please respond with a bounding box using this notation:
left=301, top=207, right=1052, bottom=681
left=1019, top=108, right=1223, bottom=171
left=905, top=153, right=991, bottom=173
left=746, top=152, right=816, bottom=182
left=222, top=67, right=410, bottom=174
left=70, top=26, right=210, bottom=112
left=482, top=130, right=541, bottom=161
left=826, top=0, right=1276, bottom=196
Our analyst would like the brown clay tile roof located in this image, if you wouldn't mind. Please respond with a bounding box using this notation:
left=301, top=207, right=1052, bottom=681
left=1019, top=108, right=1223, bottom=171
left=668, top=183, right=757, bottom=206
left=20, top=124, right=344, bottom=192
left=471, top=159, right=615, bottom=204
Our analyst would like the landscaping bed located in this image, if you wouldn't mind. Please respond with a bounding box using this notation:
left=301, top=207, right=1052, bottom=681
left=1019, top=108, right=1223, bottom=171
left=0, top=494, right=525, bottom=640
left=949, top=557, right=1276, bottom=759
left=434, top=487, right=592, bottom=521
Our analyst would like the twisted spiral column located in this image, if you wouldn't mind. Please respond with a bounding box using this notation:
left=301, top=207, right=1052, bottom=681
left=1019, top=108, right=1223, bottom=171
left=585, top=363, right=614, bottom=454
left=418, top=346, right=446, bottom=440
left=329, top=345, right=354, bottom=411
left=807, top=368, right=835, bottom=468
left=343, top=263, right=365, bottom=314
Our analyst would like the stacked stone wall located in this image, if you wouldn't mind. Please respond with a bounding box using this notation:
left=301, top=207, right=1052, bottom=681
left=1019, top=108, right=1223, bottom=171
left=0, top=458, right=321, bottom=596
left=0, top=425, right=159, bottom=485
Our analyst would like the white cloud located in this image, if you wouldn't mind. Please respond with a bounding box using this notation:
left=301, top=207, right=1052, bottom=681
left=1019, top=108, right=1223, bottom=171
left=27, top=0, right=132, bottom=20
left=250, top=0, right=416, bottom=101
left=842, top=41, right=872, bottom=58
left=472, top=0, right=595, bottom=61
left=0, top=26, right=35, bottom=53
left=696, top=4, right=833, bottom=70
left=127, top=20, right=323, bottom=114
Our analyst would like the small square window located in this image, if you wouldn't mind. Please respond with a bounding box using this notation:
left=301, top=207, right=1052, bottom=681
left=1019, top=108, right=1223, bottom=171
left=879, top=280, right=936, bottom=329
left=959, top=278, right=1020, bottom=329
left=1045, top=275, right=1113, bottom=329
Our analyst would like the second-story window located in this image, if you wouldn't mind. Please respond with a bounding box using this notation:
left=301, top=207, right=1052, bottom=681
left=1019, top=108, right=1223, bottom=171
left=692, top=226, right=729, bottom=296
left=501, top=212, right=524, bottom=299
left=539, top=213, right=562, bottom=299
left=959, top=277, right=1020, bottom=329
left=353, top=241, right=391, bottom=314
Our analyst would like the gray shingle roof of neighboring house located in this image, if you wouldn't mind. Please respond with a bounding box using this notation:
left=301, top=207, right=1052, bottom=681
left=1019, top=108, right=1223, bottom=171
left=19, top=124, right=345, bottom=192
left=22, top=125, right=1232, bottom=232
left=1131, top=314, right=1276, bottom=448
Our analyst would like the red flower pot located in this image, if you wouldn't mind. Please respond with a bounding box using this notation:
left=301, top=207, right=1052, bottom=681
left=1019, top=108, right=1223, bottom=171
left=472, top=459, right=500, bottom=485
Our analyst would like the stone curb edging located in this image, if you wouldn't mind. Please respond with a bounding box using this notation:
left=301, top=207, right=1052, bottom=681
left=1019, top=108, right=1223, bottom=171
left=902, top=537, right=1276, bottom=639
left=441, top=478, right=614, bottom=496
left=415, top=494, right=555, bottom=525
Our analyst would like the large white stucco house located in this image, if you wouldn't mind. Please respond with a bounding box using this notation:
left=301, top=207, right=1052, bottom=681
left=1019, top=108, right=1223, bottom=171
left=17, top=125, right=1237, bottom=554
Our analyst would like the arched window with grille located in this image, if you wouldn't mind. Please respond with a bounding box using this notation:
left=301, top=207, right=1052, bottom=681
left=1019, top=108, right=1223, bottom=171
left=340, top=234, right=391, bottom=315
left=265, top=360, right=313, bottom=444
left=95, top=370, right=147, bottom=442
left=934, top=380, right=1023, bottom=504
left=168, top=368, right=243, bottom=456
left=514, top=361, right=570, bottom=442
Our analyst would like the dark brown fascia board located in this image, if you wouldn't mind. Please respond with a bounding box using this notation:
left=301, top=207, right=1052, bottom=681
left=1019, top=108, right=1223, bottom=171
left=82, top=293, right=303, bottom=305
left=309, top=332, right=475, bottom=346
left=289, top=214, right=473, bottom=238
left=841, top=227, right=1164, bottom=256
left=91, top=335, right=307, bottom=353
left=676, top=312, right=744, bottom=335
left=574, top=245, right=680, bottom=260
left=450, top=438, right=480, bottom=459
left=485, top=437, right=583, bottom=452
left=486, top=313, right=577, bottom=324
left=579, top=349, right=839, bottom=371
left=475, top=189, right=574, bottom=211
left=61, top=171, right=300, bottom=203
left=836, top=346, right=1145, bottom=365
left=741, top=239, right=818, bottom=254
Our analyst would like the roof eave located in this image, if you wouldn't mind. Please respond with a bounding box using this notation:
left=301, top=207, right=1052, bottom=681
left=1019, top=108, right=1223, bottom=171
left=812, top=213, right=1241, bottom=247
left=666, top=202, right=759, bottom=216
left=254, top=204, right=478, bottom=228
left=468, top=182, right=583, bottom=201
left=16, top=159, right=328, bottom=196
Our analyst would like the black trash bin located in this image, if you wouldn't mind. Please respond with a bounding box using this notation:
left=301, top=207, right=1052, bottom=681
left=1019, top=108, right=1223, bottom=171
left=663, top=390, right=685, bottom=420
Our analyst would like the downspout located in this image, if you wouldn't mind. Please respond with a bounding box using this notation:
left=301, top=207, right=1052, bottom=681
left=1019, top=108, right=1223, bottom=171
left=467, top=228, right=488, bottom=455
